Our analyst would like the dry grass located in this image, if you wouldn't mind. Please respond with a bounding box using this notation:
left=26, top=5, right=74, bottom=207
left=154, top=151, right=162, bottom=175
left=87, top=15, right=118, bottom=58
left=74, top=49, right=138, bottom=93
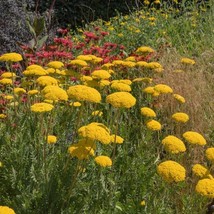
left=155, top=48, right=214, bottom=141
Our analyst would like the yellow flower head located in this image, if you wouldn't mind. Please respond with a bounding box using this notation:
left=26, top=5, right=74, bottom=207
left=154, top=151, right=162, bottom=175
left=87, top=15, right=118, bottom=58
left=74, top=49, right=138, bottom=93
left=42, top=85, right=68, bottom=101
left=78, top=138, right=96, bottom=150
left=111, top=79, right=132, bottom=85
left=77, top=55, right=93, bottom=61
left=69, top=59, right=87, bottom=67
left=146, top=120, right=161, bottom=131
left=94, top=155, right=112, bottom=167
left=121, top=61, right=136, bottom=68
left=67, top=85, right=101, bottom=103
left=143, top=86, right=155, bottom=94
left=36, top=76, right=58, bottom=87
left=157, top=160, right=186, bottom=183
left=92, top=110, right=103, bottom=117
left=70, top=102, right=81, bottom=107
left=47, top=135, right=57, bottom=144
left=78, top=122, right=111, bottom=144
left=99, top=80, right=111, bottom=88
left=162, top=135, right=186, bottom=154
left=154, top=84, right=173, bottom=94
left=0, top=52, right=23, bottom=62
left=91, top=70, right=111, bottom=80
left=1, top=72, right=16, bottom=78
left=0, top=206, right=16, bottom=214
left=136, top=46, right=154, bottom=54
left=106, top=92, right=136, bottom=108
left=183, top=131, right=206, bottom=146
left=173, top=94, right=185, bottom=103
left=23, top=64, right=47, bottom=76
left=68, top=144, right=94, bottom=160
left=110, top=134, right=124, bottom=144
left=172, top=112, right=189, bottom=123
left=195, top=179, right=214, bottom=198
left=31, top=102, right=54, bottom=113
left=147, top=62, right=163, bottom=69
left=111, top=82, right=132, bottom=92
left=0, top=78, right=13, bottom=85
left=181, top=57, right=195, bottom=65
left=205, top=148, right=214, bottom=163
left=47, top=61, right=64, bottom=69
left=136, top=61, right=149, bottom=67
left=125, top=56, right=136, bottom=62
left=27, top=90, right=39, bottom=96
left=140, top=200, right=146, bottom=206
left=0, top=114, right=7, bottom=119
left=140, top=107, right=156, bottom=117
left=192, top=164, right=213, bottom=179
left=4, top=95, right=14, bottom=100
left=14, top=88, right=26, bottom=95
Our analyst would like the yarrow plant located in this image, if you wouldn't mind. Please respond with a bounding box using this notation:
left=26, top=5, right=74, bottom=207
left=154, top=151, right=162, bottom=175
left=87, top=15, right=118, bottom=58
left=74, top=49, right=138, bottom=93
left=0, top=2, right=214, bottom=212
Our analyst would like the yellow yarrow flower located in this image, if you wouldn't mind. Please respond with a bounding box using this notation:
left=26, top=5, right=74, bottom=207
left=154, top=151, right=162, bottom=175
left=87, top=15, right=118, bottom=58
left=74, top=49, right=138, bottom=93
left=42, top=85, right=68, bottom=101
left=99, top=80, right=111, bottom=88
left=140, top=200, right=146, bottom=206
left=181, top=57, right=195, bottom=65
left=0, top=52, right=23, bottom=62
left=23, top=64, right=47, bottom=76
left=0, top=78, right=12, bottom=85
left=172, top=112, right=189, bottom=123
left=183, top=131, right=206, bottom=146
left=205, top=148, right=214, bottom=163
left=92, top=110, right=103, bottom=117
left=1, top=72, right=16, bottom=78
left=77, top=55, right=93, bottom=61
left=78, top=122, right=111, bottom=144
left=0, top=206, right=16, bottom=214
left=47, top=61, right=64, bottom=69
left=143, top=86, right=155, bottom=94
left=125, top=56, right=136, bottom=62
left=91, top=70, right=111, bottom=80
left=106, top=92, right=136, bottom=108
left=173, top=94, right=185, bottom=103
left=157, top=160, right=186, bottom=183
left=68, top=144, right=95, bottom=160
left=121, top=61, right=136, bottom=68
left=136, top=46, right=154, bottom=54
left=67, top=85, right=101, bottom=103
left=36, top=76, right=58, bottom=87
left=195, top=179, right=214, bottom=198
left=27, top=90, right=39, bottom=95
left=14, top=88, right=26, bottom=95
left=47, top=135, right=57, bottom=144
left=0, top=114, right=7, bottom=119
left=162, top=135, right=186, bottom=154
left=111, top=79, right=132, bottom=85
left=140, top=107, right=156, bottom=117
left=4, top=95, right=14, bottom=100
left=31, top=102, right=54, bottom=113
left=69, top=59, right=87, bottom=67
left=94, top=155, right=112, bottom=167
left=154, top=84, right=173, bottom=94
left=136, top=61, right=149, bottom=67
left=110, top=134, right=124, bottom=144
left=192, top=164, right=213, bottom=179
left=147, top=62, right=162, bottom=69
left=111, top=82, right=131, bottom=92
left=70, top=102, right=81, bottom=107
left=146, top=120, right=161, bottom=131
